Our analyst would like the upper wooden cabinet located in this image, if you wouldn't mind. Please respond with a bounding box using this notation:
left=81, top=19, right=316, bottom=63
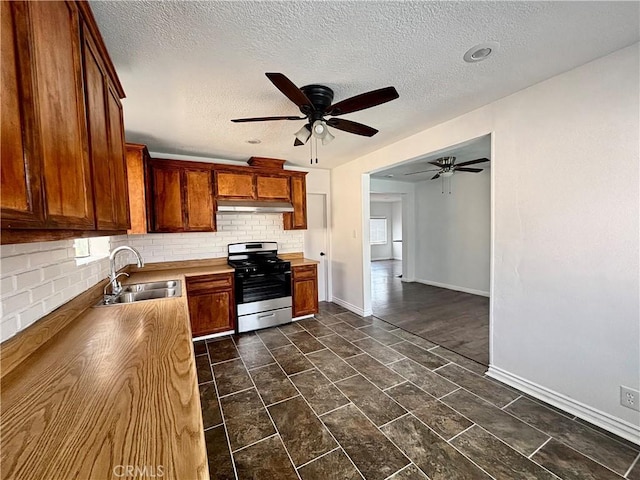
left=0, top=1, right=128, bottom=244
left=0, top=1, right=44, bottom=228
left=83, top=27, right=129, bottom=231
left=125, top=143, right=150, bottom=234
left=139, top=155, right=308, bottom=234
left=283, top=174, right=308, bottom=230
left=146, top=159, right=215, bottom=233
left=256, top=174, right=290, bottom=201
left=215, top=171, right=255, bottom=200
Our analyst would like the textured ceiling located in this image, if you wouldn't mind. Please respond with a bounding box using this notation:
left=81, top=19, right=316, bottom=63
left=90, top=1, right=639, bottom=169
left=371, top=134, right=490, bottom=183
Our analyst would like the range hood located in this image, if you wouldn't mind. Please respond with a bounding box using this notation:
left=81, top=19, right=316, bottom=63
left=216, top=199, right=294, bottom=214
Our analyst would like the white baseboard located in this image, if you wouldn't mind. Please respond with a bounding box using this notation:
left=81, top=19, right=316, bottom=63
left=331, top=297, right=369, bottom=317
left=487, top=365, right=640, bottom=446
left=192, top=330, right=233, bottom=342
left=415, top=278, right=489, bottom=297
left=292, top=314, right=313, bottom=321
left=371, top=257, right=393, bottom=262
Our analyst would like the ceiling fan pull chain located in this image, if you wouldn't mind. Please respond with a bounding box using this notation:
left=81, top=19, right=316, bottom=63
left=449, top=177, right=452, bottom=194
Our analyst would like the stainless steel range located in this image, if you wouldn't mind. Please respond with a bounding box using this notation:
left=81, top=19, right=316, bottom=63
left=228, top=242, right=292, bottom=333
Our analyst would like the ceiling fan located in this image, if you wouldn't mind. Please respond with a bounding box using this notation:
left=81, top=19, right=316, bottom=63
left=404, top=156, right=490, bottom=179
left=231, top=73, right=399, bottom=151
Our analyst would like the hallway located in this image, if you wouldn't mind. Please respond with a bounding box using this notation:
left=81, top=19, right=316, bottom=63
left=371, top=260, right=490, bottom=365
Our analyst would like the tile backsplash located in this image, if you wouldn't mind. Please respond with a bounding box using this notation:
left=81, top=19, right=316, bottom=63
left=0, top=213, right=303, bottom=343
left=125, top=214, right=304, bottom=263
left=0, top=235, right=129, bottom=342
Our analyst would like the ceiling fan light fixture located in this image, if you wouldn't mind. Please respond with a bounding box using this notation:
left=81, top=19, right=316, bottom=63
left=312, top=120, right=328, bottom=139
left=440, top=171, right=454, bottom=178
left=322, top=129, right=335, bottom=145
left=294, top=124, right=311, bottom=143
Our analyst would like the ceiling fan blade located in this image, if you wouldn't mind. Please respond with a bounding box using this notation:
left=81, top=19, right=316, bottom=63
left=455, top=157, right=490, bottom=167
left=404, top=168, right=441, bottom=176
left=265, top=73, right=313, bottom=110
left=326, top=86, right=399, bottom=116
left=431, top=173, right=441, bottom=180
left=231, top=115, right=306, bottom=123
left=326, top=118, right=378, bottom=136
left=428, top=160, right=445, bottom=167
left=454, top=167, right=483, bottom=173
left=294, top=138, right=304, bottom=146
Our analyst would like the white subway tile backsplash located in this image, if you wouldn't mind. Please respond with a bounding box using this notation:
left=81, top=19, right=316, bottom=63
left=18, top=303, right=45, bottom=329
left=125, top=213, right=304, bottom=264
left=15, top=269, right=43, bottom=290
left=2, top=292, right=31, bottom=317
left=1, top=316, right=18, bottom=340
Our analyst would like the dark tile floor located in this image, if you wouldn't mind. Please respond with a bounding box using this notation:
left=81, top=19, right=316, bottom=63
left=371, top=259, right=490, bottom=365
left=196, top=302, right=639, bottom=480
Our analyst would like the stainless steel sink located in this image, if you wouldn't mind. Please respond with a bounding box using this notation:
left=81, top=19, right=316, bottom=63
left=121, top=280, right=180, bottom=293
left=97, top=280, right=182, bottom=306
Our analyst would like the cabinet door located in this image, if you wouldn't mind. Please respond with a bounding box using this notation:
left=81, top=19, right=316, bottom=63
left=293, top=277, right=319, bottom=317
left=215, top=171, right=255, bottom=199
left=185, top=169, right=215, bottom=231
left=149, top=164, right=184, bottom=232
left=256, top=174, right=290, bottom=201
left=292, top=265, right=318, bottom=317
left=125, top=144, right=149, bottom=234
left=106, top=84, right=130, bottom=229
left=284, top=175, right=307, bottom=230
left=30, top=1, right=94, bottom=229
left=83, top=28, right=129, bottom=232
left=187, top=274, right=236, bottom=337
left=83, top=29, right=114, bottom=229
left=0, top=1, right=44, bottom=228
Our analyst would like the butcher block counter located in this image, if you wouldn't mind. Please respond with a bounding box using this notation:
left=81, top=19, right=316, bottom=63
left=0, top=258, right=237, bottom=480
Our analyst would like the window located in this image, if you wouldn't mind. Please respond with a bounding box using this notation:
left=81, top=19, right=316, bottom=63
left=74, top=237, right=111, bottom=265
left=370, top=217, right=388, bottom=245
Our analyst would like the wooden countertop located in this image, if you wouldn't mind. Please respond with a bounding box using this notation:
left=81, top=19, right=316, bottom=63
left=279, top=252, right=320, bottom=267
left=0, top=253, right=316, bottom=480
left=1, top=269, right=211, bottom=480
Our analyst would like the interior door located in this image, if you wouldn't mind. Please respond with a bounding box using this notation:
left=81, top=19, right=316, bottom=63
left=304, top=193, right=328, bottom=302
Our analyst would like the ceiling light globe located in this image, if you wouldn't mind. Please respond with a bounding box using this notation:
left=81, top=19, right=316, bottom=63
left=312, top=120, right=327, bottom=138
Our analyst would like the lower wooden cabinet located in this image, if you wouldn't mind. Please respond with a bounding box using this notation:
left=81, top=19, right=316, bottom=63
left=186, top=273, right=235, bottom=337
left=292, top=264, right=319, bottom=317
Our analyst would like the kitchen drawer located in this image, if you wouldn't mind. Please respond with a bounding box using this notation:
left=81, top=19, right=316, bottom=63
left=292, top=264, right=317, bottom=280
left=186, top=273, right=233, bottom=294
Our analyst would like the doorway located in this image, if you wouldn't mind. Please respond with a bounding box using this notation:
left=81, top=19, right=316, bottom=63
left=304, top=193, right=329, bottom=302
left=367, top=135, right=491, bottom=366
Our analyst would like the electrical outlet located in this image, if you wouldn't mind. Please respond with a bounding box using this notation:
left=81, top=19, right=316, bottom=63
left=620, top=386, right=640, bottom=411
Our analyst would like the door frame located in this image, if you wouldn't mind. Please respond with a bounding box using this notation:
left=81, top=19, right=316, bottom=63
left=304, top=192, right=331, bottom=302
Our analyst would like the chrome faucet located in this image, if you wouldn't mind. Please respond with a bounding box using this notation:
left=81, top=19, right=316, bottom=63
left=107, top=246, right=144, bottom=296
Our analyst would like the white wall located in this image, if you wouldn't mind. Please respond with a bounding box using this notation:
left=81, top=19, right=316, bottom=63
left=391, top=201, right=402, bottom=260
left=331, top=44, right=639, bottom=438
left=415, top=169, right=490, bottom=295
left=369, top=202, right=394, bottom=260
left=0, top=235, right=129, bottom=342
